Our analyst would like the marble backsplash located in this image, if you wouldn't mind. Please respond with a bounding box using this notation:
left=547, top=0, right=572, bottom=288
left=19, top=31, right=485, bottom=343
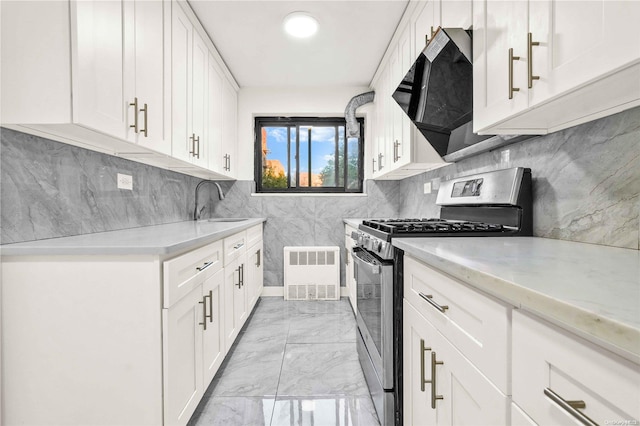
left=209, top=179, right=400, bottom=287
left=2, top=106, right=638, bottom=290
left=0, top=128, right=216, bottom=243
left=397, top=107, right=640, bottom=250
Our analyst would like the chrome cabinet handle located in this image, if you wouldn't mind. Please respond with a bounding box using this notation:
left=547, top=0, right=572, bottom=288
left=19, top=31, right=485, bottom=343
left=420, top=339, right=431, bottom=392
left=256, top=249, right=261, bottom=267
left=509, top=48, right=521, bottom=99
left=419, top=292, right=449, bottom=313
left=393, top=140, right=401, bottom=162
left=198, top=293, right=211, bottom=330
left=233, top=242, right=244, bottom=250
left=378, top=152, right=384, bottom=170
left=430, top=351, right=443, bottom=408
left=195, top=135, right=200, bottom=159
left=189, top=133, right=196, bottom=156
left=196, top=261, right=213, bottom=272
left=528, top=33, right=540, bottom=88
left=207, top=290, right=213, bottom=323
left=129, top=97, right=139, bottom=133
left=140, top=102, right=148, bottom=137
left=544, top=388, right=597, bottom=426
left=372, top=158, right=377, bottom=174
left=240, top=264, right=244, bottom=287
left=235, top=267, right=241, bottom=288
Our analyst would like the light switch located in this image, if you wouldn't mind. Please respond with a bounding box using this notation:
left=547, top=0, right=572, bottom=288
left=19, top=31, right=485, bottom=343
left=423, top=182, right=432, bottom=194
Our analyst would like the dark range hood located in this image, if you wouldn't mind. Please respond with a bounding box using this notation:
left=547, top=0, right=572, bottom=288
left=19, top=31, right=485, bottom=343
left=392, top=28, right=495, bottom=159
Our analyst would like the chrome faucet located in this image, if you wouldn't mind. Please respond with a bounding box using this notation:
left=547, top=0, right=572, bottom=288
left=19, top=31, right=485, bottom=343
left=194, top=180, right=225, bottom=220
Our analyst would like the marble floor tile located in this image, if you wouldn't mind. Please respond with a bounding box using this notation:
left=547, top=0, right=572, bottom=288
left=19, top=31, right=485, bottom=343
left=288, top=313, right=356, bottom=344
left=287, top=300, right=354, bottom=316
left=211, top=350, right=283, bottom=397
left=271, top=396, right=380, bottom=426
left=189, top=396, right=275, bottom=426
left=278, top=343, right=369, bottom=397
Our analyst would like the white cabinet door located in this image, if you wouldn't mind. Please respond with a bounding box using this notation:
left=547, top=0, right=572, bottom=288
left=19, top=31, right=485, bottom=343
left=528, top=0, right=640, bottom=108
left=221, top=80, right=238, bottom=176
left=191, top=29, right=208, bottom=168
left=171, top=3, right=193, bottom=163
left=413, top=1, right=440, bottom=59
left=246, top=241, right=264, bottom=311
left=130, top=0, right=171, bottom=154
left=440, top=0, right=472, bottom=29
left=202, top=268, right=226, bottom=386
left=207, top=54, right=225, bottom=173
left=224, top=255, right=247, bottom=349
left=391, top=24, right=412, bottom=169
left=71, top=0, right=126, bottom=139
left=163, top=285, right=205, bottom=426
left=403, top=300, right=438, bottom=426
left=403, top=300, right=509, bottom=426
left=472, top=0, right=529, bottom=132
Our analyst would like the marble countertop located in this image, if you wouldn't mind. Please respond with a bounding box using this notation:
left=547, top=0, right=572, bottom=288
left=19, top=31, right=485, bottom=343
left=0, top=218, right=266, bottom=256
left=393, top=237, right=640, bottom=361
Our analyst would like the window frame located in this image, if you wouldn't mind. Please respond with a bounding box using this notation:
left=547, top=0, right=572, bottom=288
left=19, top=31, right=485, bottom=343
left=254, top=116, right=364, bottom=194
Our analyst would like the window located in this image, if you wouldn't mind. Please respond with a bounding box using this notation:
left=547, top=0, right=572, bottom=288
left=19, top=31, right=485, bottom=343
left=255, top=117, right=364, bottom=193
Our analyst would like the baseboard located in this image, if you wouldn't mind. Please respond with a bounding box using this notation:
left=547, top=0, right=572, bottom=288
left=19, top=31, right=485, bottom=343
left=259, top=286, right=350, bottom=298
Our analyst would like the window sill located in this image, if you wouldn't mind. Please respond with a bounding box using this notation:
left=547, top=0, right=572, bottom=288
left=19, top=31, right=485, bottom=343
left=251, top=192, right=368, bottom=197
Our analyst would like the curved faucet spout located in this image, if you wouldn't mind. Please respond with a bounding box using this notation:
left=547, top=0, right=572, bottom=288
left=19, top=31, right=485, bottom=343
left=194, top=180, right=225, bottom=220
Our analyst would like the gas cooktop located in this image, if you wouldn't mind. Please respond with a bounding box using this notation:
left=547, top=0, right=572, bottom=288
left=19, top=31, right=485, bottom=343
left=360, top=218, right=514, bottom=239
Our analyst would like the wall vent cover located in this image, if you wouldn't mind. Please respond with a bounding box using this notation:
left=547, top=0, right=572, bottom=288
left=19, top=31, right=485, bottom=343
left=284, top=246, right=340, bottom=301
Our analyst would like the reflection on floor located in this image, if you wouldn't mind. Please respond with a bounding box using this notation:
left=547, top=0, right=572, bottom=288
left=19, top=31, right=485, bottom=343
left=188, top=297, right=380, bottom=426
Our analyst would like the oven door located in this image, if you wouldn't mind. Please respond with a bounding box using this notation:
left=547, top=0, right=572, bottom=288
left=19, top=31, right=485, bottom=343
left=351, top=246, right=394, bottom=389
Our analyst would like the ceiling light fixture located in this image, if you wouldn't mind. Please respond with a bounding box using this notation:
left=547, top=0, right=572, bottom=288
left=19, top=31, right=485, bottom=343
left=283, top=12, right=319, bottom=38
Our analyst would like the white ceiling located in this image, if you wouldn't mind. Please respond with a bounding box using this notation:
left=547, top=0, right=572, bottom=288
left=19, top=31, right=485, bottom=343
left=188, top=1, right=409, bottom=88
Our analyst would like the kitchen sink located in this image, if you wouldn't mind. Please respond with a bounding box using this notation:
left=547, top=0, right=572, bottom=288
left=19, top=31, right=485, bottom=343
left=207, top=218, right=249, bottom=222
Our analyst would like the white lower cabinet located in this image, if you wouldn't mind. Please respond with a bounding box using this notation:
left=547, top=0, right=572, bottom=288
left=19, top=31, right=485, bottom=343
left=163, top=284, right=205, bottom=426
left=403, top=300, right=509, bottom=426
left=246, top=240, right=264, bottom=310
left=1, top=226, right=262, bottom=426
left=402, top=253, right=640, bottom=426
left=224, top=253, right=248, bottom=349
left=512, top=310, right=640, bottom=426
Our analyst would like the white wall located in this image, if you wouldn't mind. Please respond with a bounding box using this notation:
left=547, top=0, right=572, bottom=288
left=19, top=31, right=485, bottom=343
left=236, top=86, right=373, bottom=181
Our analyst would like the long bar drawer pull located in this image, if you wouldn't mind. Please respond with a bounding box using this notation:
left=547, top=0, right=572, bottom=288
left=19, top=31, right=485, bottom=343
left=233, top=242, right=245, bottom=250
left=431, top=351, right=444, bottom=409
left=196, top=261, right=213, bottom=272
left=544, top=388, right=598, bottom=426
left=420, top=339, right=432, bottom=392
left=419, top=292, right=449, bottom=313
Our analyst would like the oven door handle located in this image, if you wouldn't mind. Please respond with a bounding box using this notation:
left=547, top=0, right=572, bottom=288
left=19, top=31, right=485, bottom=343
left=351, top=247, right=381, bottom=275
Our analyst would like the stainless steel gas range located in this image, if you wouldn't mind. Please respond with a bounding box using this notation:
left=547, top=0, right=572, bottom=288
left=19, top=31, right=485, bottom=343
left=350, top=167, right=533, bottom=425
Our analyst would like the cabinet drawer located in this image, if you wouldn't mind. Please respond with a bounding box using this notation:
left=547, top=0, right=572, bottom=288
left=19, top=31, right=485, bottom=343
left=403, top=255, right=510, bottom=394
left=163, top=240, right=223, bottom=308
left=512, top=310, right=640, bottom=425
left=224, top=231, right=246, bottom=266
left=245, top=224, right=262, bottom=249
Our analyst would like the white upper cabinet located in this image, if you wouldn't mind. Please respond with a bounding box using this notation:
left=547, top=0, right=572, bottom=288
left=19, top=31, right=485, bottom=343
left=125, top=0, right=172, bottom=154
left=1, top=0, right=238, bottom=180
left=221, top=81, right=238, bottom=176
left=370, top=1, right=453, bottom=180
left=171, top=3, right=208, bottom=167
left=473, top=0, right=640, bottom=135
left=72, top=0, right=127, bottom=139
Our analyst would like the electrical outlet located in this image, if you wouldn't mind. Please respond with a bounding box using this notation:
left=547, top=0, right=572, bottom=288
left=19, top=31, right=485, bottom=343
left=117, top=173, right=133, bottom=190
left=423, top=182, right=432, bottom=194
